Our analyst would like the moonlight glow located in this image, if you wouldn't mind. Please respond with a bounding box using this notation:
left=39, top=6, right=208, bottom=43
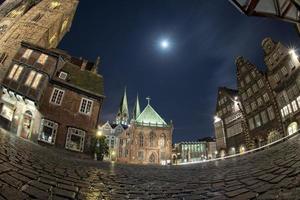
left=160, top=39, right=170, bottom=50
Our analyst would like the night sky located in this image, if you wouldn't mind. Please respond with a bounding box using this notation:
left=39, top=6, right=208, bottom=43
left=59, top=0, right=300, bottom=143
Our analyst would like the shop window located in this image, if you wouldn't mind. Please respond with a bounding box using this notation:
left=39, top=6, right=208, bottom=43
left=65, top=128, right=85, bottom=152
left=38, top=119, right=58, bottom=144
left=0, top=104, right=14, bottom=121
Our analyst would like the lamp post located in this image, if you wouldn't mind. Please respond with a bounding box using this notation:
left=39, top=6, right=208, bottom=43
left=95, top=130, right=102, bottom=160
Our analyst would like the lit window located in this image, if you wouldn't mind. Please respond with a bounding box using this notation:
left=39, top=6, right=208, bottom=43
left=50, top=1, right=61, bottom=9
left=38, top=119, right=58, bottom=144
left=65, top=128, right=86, bottom=152
left=61, top=18, right=69, bottom=33
left=12, top=65, right=23, bottom=81
left=297, top=96, right=300, bottom=108
left=49, top=33, right=57, bottom=45
left=25, top=71, right=36, bottom=86
left=267, top=106, right=275, bottom=120
left=50, top=88, right=64, bottom=105
left=31, top=73, right=42, bottom=89
left=281, top=109, right=285, bottom=118
left=22, top=49, right=33, bottom=59
left=261, top=111, right=268, bottom=124
left=8, top=64, right=18, bottom=79
left=248, top=118, right=255, bottom=130
left=254, top=114, right=261, bottom=127
left=292, top=100, right=298, bottom=112
left=79, top=98, right=93, bottom=115
left=283, top=106, right=289, bottom=116
left=37, top=54, right=48, bottom=64
left=58, top=71, right=67, bottom=80
left=287, top=104, right=292, bottom=113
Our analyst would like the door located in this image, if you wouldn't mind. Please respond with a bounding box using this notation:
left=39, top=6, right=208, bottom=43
left=20, top=111, right=33, bottom=139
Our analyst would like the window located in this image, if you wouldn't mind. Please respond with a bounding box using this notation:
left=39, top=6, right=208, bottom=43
left=0, top=52, right=8, bottom=64
left=8, top=64, right=18, bottom=79
left=242, top=92, right=247, bottom=100
left=12, top=65, right=23, bottom=81
left=150, top=132, right=156, bottom=147
left=32, top=13, right=43, bottom=22
left=283, top=106, right=289, bottom=116
left=267, top=106, right=275, bottom=120
left=38, top=119, right=58, bottom=144
left=31, top=73, right=42, bottom=89
left=281, top=109, right=285, bottom=118
left=50, top=88, right=64, bottom=105
left=125, top=149, right=128, bottom=157
left=25, top=71, right=36, bottom=86
left=251, top=101, right=257, bottom=110
left=79, top=98, right=93, bottom=115
left=25, top=71, right=42, bottom=89
left=288, top=104, right=292, bottom=113
left=22, top=49, right=33, bottom=59
left=281, top=66, right=288, bottom=76
left=0, top=104, right=14, bottom=121
left=139, top=132, right=144, bottom=147
left=258, top=79, right=264, bottom=88
left=37, top=54, right=48, bottom=64
left=245, top=104, right=251, bottom=114
left=61, top=18, right=69, bottom=33
left=245, top=75, right=251, bottom=83
left=248, top=118, right=255, bottom=130
left=251, top=71, right=256, bottom=78
left=252, top=84, right=258, bottom=93
left=65, top=128, right=85, bottom=152
left=263, top=93, right=270, bottom=102
left=138, top=151, right=144, bottom=160
left=50, top=1, right=61, bottom=9
left=59, top=71, right=68, bottom=80
left=274, top=73, right=280, bottom=83
left=297, top=96, right=300, bottom=108
left=292, top=100, right=298, bottom=112
left=49, top=33, right=57, bottom=45
left=257, top=97, right=263, bottom=106
left=160, top=133, right=166, bottom=147
left=261, top=111, right=268, bottom=124
left=247, top=88, right=253, bottom=97
left=254, top=114, right=261, bottom=127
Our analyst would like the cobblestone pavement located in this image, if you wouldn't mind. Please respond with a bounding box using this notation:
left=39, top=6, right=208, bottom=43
left=1, top=132, right=300, bottom=200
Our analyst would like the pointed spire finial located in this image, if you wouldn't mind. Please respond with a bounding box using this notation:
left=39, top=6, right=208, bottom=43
left=146, top=97, right=151, bottom=105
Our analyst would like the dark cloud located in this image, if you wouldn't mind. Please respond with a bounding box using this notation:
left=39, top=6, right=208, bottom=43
left=59, top=0, right=300, bottom=143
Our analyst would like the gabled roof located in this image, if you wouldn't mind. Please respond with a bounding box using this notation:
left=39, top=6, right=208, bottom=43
left=136, top=104, right=167, bottom=126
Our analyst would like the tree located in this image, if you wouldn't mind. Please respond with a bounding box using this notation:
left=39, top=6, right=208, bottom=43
left=90, top=135, right=109, bottom=161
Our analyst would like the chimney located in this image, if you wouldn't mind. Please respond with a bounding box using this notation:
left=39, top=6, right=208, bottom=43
left=81, top=59, right=88, bottom=71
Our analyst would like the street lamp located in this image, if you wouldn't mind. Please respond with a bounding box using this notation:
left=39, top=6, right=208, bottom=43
left=95, top=130, right=103, bottom=160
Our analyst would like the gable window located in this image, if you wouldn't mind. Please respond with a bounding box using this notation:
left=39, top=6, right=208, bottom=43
left=38, top=119, right=58, bottom=144
left=59, top=71, right=68, bottom=80
left=37, top=54, right=48, bottom=65
left=50, top=88, right=64, bottom=105
left=65, top=128, right=85, bottom=152
left=22, top=49, right=33, bottom=59
left=79, top=98, right=93, bottom=115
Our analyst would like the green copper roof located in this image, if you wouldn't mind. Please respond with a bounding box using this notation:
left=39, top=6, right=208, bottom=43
left=136, top=103, right=167, bottom=126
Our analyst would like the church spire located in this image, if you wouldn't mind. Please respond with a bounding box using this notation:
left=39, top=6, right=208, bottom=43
left=116, top=87, right=129, bottom=125
left=132, top=94, right=141, bottom=120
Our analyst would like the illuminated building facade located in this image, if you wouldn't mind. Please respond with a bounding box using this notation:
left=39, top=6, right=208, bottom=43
left=236, top=56, right=283, bottom=148
left=214, top=87, right=247, bottom=156
left=174, top=141, right=207, bottom=163
left=118, top=98, right=173, bottom=165
left=0, top=0, right=78, bottom=82
left=0, top=42, right=104, bottom=153
left=263, top=37, right=300, bottom=136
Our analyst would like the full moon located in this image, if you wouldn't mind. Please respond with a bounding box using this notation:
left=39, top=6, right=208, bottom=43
left=160, top=39, right=170, bottom=49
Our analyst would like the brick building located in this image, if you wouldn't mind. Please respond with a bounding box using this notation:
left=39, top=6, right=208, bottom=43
left=262, top=38, right=300, bottom=136
left=0, top=42, right=104, bottom=153
left=214, top=87, right=246, bottom=156
left=0, top=0, right=78, bottom=81
left=118, top=98, right=173, bottom=165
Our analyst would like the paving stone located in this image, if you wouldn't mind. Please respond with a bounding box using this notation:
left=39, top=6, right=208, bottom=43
left=21, top=184, right=49, bottom=199
left=53, top=187, right=76, bottom=199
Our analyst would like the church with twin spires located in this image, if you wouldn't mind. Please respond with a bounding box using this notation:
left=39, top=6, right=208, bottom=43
left=99, top=88, right=173, bottom=165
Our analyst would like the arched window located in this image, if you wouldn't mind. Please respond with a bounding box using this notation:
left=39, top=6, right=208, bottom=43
left=139, top=132, right=144, bottom=147
left=150, top=131, right=156, bottom=147
left=159, top=133, right=166, bottom=148
left=149, top=152, right=156, bottom=163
